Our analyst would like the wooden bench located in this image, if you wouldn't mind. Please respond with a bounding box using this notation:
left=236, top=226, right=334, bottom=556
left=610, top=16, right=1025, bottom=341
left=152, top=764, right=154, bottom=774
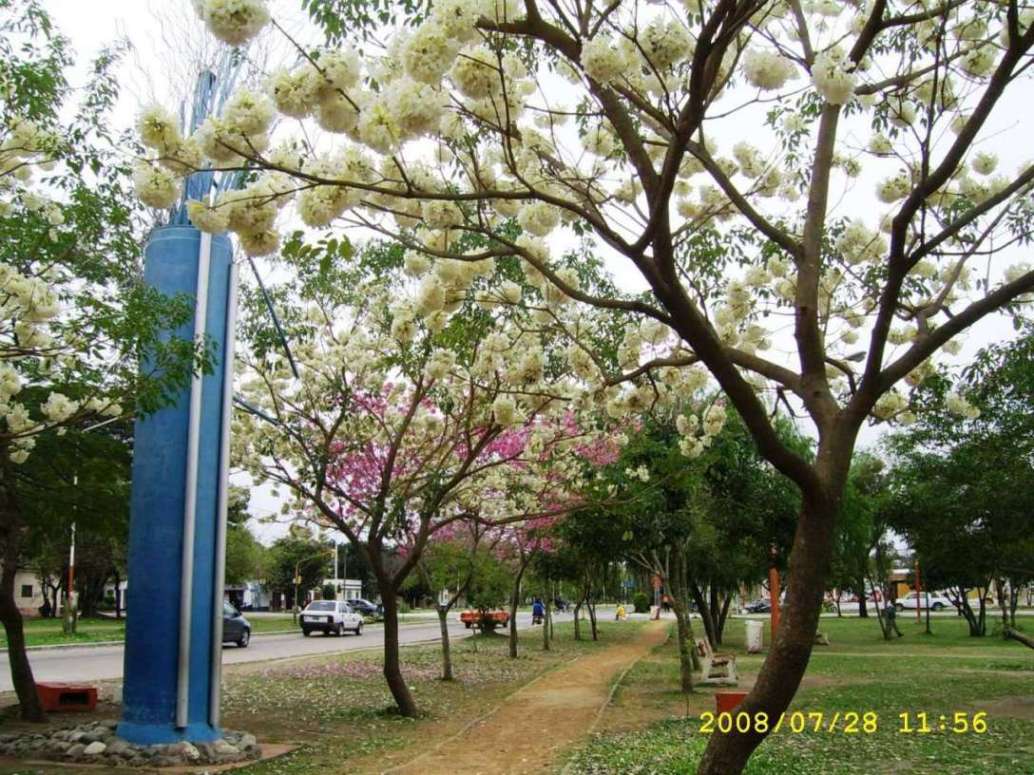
left=695, top=638, right=738, bottom=686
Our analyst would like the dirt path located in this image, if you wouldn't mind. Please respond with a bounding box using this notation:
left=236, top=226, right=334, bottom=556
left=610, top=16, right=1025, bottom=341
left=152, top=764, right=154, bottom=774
left=387, top=621, right=668, bottom=775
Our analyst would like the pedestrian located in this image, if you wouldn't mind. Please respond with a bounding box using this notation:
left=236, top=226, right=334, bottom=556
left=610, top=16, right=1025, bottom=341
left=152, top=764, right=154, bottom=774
left=532, top=597, right=545, bottom=625
left=615, top=604, right=626, bottom=621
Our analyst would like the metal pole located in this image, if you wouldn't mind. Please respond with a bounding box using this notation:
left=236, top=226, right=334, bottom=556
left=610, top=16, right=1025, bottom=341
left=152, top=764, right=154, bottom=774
left=176, top=232, right=212, bottom=729
left=209, top=261, right=238, bottom=727
left=65, top=516, right=76, bottom=631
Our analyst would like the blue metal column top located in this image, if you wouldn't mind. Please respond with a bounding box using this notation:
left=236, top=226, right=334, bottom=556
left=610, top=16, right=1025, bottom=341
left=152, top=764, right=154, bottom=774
left=118, top=225, right=233, bottom=745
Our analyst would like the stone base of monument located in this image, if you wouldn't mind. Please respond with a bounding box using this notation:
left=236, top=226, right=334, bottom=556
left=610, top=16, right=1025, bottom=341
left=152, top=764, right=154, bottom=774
left=0, top=720, right=291, bottom=769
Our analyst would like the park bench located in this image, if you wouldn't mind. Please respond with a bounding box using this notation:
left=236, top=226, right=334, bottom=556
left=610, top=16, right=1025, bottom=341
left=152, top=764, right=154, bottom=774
left=695, top=638, right=738, bottom=686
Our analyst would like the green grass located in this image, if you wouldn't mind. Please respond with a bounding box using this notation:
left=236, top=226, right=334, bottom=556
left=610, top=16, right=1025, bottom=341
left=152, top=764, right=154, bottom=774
left=0, top=615, right=299, bottom=648
left=564, top=616, right=1034, bottom=774
left=0, top=617, right=127, bottom=648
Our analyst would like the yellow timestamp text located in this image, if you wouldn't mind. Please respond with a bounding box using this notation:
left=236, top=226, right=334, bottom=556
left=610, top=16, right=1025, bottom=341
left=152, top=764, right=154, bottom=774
left=698, top=710, right=989, bottom=735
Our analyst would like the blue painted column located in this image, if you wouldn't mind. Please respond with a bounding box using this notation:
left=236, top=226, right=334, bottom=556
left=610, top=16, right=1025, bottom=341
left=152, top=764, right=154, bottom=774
left=118, top=226, right=236, bottom=744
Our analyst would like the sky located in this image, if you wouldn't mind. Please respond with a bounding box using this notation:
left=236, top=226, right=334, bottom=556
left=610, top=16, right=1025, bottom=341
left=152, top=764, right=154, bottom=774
left=42, top=1, right=1029, bottom=544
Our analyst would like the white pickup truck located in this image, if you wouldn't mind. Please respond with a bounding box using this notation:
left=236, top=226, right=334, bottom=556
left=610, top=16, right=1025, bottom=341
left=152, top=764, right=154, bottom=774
left=299, top=600, right=364, bottom=637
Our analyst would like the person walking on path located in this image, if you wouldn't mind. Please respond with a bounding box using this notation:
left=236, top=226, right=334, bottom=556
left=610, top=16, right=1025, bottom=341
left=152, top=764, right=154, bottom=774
left=532, top=598, right=545, bottom=625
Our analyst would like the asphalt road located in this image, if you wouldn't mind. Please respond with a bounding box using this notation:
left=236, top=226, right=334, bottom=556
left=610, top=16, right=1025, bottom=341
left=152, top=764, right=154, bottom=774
left=0, top=612, right=540, bottom=693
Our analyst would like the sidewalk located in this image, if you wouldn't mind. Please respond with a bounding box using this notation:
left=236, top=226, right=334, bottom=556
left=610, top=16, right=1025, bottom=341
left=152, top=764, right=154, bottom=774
left=389, top=620, right=667, bottom=774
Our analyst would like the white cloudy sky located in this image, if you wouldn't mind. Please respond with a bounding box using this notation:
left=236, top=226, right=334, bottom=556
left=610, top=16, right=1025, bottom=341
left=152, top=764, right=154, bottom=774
left=43, top=1, right=1027, bottom=543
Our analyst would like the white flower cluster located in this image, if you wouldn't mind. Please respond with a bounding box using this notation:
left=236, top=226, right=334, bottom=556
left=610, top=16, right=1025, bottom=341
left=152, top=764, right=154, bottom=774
left=811, top=48, right=856, bottom=105
left=674, top=400, right=726, bottom=459
left=742, top=50, right=797, bottom=91
left=945, top=391, right=979, bottom=419
left=193, top=0, right=270, bottom=46
left=836, top=220, right=886, bottom=265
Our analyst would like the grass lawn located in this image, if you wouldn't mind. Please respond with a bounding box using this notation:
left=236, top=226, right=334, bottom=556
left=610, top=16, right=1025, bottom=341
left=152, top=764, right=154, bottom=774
left=0, top=615, right=300, bottom=649
left=564, top=615, right=1034, bottom=774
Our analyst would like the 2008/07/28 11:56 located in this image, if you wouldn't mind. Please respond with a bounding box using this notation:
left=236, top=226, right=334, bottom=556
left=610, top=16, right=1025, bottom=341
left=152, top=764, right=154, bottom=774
left=699, top=710, right=989, bottom=735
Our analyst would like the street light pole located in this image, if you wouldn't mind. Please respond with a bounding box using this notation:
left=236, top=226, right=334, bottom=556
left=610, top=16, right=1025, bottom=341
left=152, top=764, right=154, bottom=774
left=63, top=415, right=121, bottom=634
left=63, top=516, right=76, bottom=635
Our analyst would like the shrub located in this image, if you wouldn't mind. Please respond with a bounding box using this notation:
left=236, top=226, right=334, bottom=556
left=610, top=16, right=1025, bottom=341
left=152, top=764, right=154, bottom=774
left=632, top=592, right=650, bottom=613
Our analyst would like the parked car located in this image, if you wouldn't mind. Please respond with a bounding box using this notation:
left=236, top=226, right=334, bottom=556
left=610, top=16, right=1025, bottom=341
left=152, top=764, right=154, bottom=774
left=346, top=598, right=381, bottom=617
left=300, top=600, right=364, bottom=637
left=743, top=599, right=771, bottom=614
left=459, top=609, right=510, bottom=629
left=895, top=592, right=956, bottom=611
left=222, top=602, right=251, bottom=648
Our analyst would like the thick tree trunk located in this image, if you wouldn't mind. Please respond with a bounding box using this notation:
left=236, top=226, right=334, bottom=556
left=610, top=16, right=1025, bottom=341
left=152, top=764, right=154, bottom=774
left=436, top=605, right=453, bottom=681
left=855, top=580, right=868, bottom=618
left=697, top=491, right=838, bottom=775
left=380, top=588, right=418, bottom=717
left=588, top=598, right=598, bottom=641
left=0, top=565, right=45, bottom=722
left=0, top=462, right=45, bottom=723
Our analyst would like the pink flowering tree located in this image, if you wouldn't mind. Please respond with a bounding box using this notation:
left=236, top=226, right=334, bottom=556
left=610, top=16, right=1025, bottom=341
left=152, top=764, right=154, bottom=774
left=235, top=276, right=622, bottom=716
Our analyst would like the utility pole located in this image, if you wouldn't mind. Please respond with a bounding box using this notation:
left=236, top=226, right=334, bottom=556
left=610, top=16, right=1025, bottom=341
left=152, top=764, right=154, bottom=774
left=292, top=561, right=301, bottom=624
left=63, top=476, right=78, bottom=635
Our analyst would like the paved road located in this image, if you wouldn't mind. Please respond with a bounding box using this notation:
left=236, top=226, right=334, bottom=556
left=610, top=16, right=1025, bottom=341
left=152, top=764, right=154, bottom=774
left=0, top=613, right=541, bottom=692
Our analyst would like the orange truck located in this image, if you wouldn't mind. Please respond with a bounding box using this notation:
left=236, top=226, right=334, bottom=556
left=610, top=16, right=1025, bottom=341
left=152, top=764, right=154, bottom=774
left=459, top=609, right=510, bottom=629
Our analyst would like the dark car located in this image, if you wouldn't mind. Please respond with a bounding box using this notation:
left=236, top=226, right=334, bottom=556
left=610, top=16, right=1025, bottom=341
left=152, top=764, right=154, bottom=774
left=222, top=602, right=251, bottom=647
left=743, top=599, right=771, bottom=614
left=347, top=598, right=380, bottom=616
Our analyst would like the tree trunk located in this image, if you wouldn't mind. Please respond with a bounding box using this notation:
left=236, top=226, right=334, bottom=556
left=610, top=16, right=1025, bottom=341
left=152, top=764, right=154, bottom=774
left=855, top=580, right=868, bottom=618
left=995, top=579, right=1008, bottom=636
left=1008, top=584, right=1019, bottom=628
left=670, top=596, right=695, bottom=693
left=697, top=491, right=838, bottom=775
left=380, top=588, right=418, bottom=717
left=508, top=561, right=526, bottom=659
left=690, top=582, right=716, bottom=649
left=1005, top=627, right=1034, bottom=650
left=436, top=605, right=453, bottom=681
left=573, top=598, right=582, bottom=641
left=0, top=461, right=45, bottom=723
left=542, top=594, right=551, bottom=652
left=113, top=570, right=123, bottom=620
left=716, top=592, right=732, bottom=645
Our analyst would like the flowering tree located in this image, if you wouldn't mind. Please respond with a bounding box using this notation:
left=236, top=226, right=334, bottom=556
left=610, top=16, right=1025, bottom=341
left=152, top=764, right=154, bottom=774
left=145, top=1, right=1034, bottom=769
left=233, top=265, right=626, bottom=715
left=1, top=1, right=197, bottom=722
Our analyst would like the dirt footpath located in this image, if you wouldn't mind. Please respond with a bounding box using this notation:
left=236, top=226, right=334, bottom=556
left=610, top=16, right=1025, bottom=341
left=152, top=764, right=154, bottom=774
left=388, top=621, right=668, bottom=775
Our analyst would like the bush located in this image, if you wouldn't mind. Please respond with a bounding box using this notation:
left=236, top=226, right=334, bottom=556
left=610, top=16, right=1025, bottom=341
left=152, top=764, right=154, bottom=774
left=632, top=592, right=650, bottom=613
